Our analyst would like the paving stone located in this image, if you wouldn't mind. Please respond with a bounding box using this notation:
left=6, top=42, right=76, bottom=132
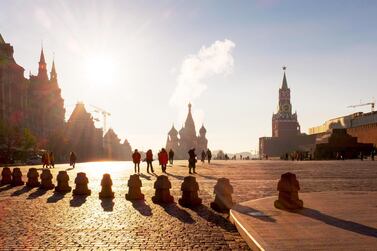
left=1, top=160, right=377, bottom=249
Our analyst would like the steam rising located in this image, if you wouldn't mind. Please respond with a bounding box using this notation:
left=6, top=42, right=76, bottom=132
left=170, top=39, right=235, bottom=125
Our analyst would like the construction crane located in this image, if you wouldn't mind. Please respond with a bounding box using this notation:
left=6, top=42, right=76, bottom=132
left=90, top=104, right=111, bottom=135
left=347, top=100, right=375, bottom=112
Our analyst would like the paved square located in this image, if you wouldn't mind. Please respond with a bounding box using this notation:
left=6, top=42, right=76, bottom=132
left=0, top=160, right=376, bottom=250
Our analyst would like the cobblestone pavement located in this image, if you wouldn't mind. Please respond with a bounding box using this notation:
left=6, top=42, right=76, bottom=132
left=0, top=160, right=377, bottom=250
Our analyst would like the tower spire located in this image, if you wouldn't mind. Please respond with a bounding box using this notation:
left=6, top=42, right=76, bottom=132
left=281, top=66, right=288, bottom=89
left=50, top=53, right=57, bottom=82
left=37, top=45, right=48, bottom=81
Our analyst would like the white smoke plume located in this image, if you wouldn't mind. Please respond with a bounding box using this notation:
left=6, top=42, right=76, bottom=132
left=170, top=39, right=236, bottom=126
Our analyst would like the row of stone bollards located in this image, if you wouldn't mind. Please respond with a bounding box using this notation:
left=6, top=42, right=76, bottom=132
left=1, top=167, right=234, bottom=212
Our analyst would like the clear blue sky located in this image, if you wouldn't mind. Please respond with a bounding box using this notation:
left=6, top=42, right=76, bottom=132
left=1, top=0, right=377, bottom=153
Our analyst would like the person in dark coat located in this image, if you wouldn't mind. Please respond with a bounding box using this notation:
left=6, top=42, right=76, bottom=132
left=69, top=152, right=77, bottom=169
left=159, top=148, right=168, bottom=173
left=201, top=150, right=206, bottom=163
left=188, top=148, right=197, bottom=174
left=146, top=149, right=154, bottom=173
left=206, top=149, right=212, bottom=164
left=132, top=149, right=141, bottom=174
left=168, top=149, right=174, bottom=165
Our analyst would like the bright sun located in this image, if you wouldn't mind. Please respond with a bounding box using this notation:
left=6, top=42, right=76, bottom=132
left=84, top=54, right=116, bottom=86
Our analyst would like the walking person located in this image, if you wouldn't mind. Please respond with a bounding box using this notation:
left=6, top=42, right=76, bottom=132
left=201, top=150, right=206, bottom=164
left=371, top=148, right=375, bottom=161
left=188, top=148, right=197, bottom=174
left=159, top=148, right=168, bottom=173
left=206, top=149, right=212, bottom=164
left=132, top=149, right=141, bottom=174
left=69, top=152, right=77, bottom=169
left=168, top=149, right=174, bottom=165
left=49, top=151, right=55, bottom=168
left=146, top=149, right=154, bottom=173
left=42, top=152, right=48, bottom=168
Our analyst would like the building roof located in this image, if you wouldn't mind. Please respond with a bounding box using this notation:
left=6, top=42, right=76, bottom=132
left=199, top=124, right=207, bottom=134
left=0, top=33, right=5, bottom=44
left=168, top=125, right=178, bottom=135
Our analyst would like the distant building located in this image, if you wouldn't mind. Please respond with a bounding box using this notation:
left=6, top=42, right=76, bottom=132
left=103, top=128, right=132, bottom=160
left=66, top=102, right=103, bottom=162
left=314, top=128, right=373, bottom=159
left=166, top=103, right=208, bottom=159
left=0, top=34, right=29, bottom=127
left=309, top=111, right=377, bottom=147
left=28, top=48, right=65, bottom=141
left=259, top=68, right=316, bottom=158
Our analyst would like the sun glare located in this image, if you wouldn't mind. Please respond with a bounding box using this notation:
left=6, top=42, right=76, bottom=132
left=84, top=54, right=116, bottom=86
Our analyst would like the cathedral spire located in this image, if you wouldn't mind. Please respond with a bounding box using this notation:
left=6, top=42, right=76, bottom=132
left=281, top=66, right=288, bottom=89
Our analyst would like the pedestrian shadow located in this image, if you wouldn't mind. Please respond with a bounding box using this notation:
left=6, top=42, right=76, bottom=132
left=293, top=208, right=377, bottom=238
left=27, top=188, right=48, bottom=199
left=192, top=204, right=238, bottom=232
left=47, top=192, right=65, bottom=203
left=139, top=173, right=151, bottom=180
left=100, top=198, right=114, bottom=212
left=0, top=184, right=13, bottom=193
left=65, top=167, right=75, bottom=171
left=165, top=172, right=185, bottom=180
left=196, top=173, right=218, bottom=180
left=69, top=196, right=87, bottom=207
left=11, top=186, right=33, bottom=196
left=159, top=203, right=195, bottom=224
left=132, top=200, right=152, bottom=216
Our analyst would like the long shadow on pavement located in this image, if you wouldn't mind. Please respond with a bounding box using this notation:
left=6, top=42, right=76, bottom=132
left=233, top=204, right=276, bottom=223
left=139, top=173, right=152, bottom=180
left=70, top=196, right=87, bottom=207
left=159, top=203, right=195, bottom=224
left=196, top=173, right=218, bottom=181
left=294, top=208, right=377, bottom=238
left=100, top=198, right=114, bottom=212
left=27, top=188, right=48, bottom=199
left=11, top=186, right=33, bottom=196
left=47, top=192, right=65, bottom=203
left=0, top=184, right=13, bottom=193
left=132, top=200, right=153, bottom=216
left=165, top=172, right=185, bottom=180
left=192, top=204, right=238, bottom=232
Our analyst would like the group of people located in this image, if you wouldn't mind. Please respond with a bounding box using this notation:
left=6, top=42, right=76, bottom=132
left=42, top=151, right=55, bottom=168
left=132, top=148, right=212, bottom=174
left=42, top=151, right=77, bottom=169
left=132, top=148, right=170, bottom=174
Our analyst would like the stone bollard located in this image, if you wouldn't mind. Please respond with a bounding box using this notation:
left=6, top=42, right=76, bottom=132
left=126, top=174, right=144, bottom=200
left=1, top=167, right=12, bottom=186
left=99, top=173, right=114, bottom=198
left=178, top=176, right=202, bottom=207
left=11, top=168, right=24, bottom=186
left=274, top=172, right=303, bottom=210
left=40, top=169, right=55, bottom=190
left=55, top=171, right=72, bottom=193
left=73, top=172, right=91, bottom=196
left=26, top=168, right=40, bottom=187
left=210, top=178, right=234, bottom=213
left=152, top=175, right=174, bottom=204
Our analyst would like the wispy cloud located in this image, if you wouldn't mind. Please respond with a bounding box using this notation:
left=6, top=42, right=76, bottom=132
left=170, top=39, right=235, bottom=126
